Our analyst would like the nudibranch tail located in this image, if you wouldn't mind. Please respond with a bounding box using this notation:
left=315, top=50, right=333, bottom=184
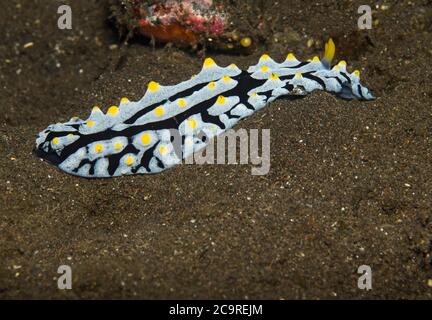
left=35, top=39, right=374, bottom=178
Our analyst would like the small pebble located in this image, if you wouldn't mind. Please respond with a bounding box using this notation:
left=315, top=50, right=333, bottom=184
left=23, top=42, right=34, bottom=49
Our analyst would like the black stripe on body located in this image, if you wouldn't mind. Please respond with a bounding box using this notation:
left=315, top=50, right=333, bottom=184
left=124, top=81, right=210, bottom=125
left=38, top=72, right=274, bottom=175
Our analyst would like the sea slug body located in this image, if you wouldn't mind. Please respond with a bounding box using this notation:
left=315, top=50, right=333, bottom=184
left=35, top=39, right=374, bottom=178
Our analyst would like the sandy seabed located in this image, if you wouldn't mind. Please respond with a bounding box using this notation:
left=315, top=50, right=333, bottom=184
left=1, top=0, right=431, bottom=299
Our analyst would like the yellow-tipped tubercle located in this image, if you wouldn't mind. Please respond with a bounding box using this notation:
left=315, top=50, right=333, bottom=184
left=203, top=58, right=216, bottom=68
left=287, top=53, right=296, bottom=60
left=107, top=106, right=119, bottom=116
left=148, top=81, right=160, bottom=92
left=217, top=96, right=226, bottom=105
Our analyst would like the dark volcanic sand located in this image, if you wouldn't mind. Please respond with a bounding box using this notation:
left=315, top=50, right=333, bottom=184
left=1, top=0, right=432, bottom=299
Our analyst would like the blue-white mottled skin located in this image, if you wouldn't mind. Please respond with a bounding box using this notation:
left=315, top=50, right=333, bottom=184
left=35, top=39, right=374, bottom=178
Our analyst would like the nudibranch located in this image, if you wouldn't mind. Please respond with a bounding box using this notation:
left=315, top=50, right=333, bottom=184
left=35, top=39, right=374, bottom=178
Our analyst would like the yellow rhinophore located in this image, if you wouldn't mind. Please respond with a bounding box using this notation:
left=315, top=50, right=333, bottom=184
left=324, top=38, right=336, bottom=65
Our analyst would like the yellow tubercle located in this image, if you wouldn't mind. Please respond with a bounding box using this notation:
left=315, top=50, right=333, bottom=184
left=333, top=65, right=341, bottom=71
left=154, top=106, right=165, bottom=117
left=120, top=97, right=130, bottom=104
left=208, top=82, right=216, bottom=89
left=178, top=99, right=187, bottom=108
left=229, top=63, right=237, bottom=69
left=52, top=137, right=59, bottom=145
left=217, top=95, right=226, bottom=105
left=203, top=58, right=216, bottom=68
left=94, top=144, right=103, bottom=153
left=87, top=121, right=95, bottom=127
left=107, top=106, right=119, bottom=116
left=92, top=106, right=101, bottom=112
left=338, top=60, right=347, bottom=67
left=114, top=142, right=122, bottom=150
left=260, top=66, right=269, bottom=72
left=125, top=155, right=134, bottom=166
left=286, top=53, right=296, bottom=60
left=187, top=118, right=197, bottom=129
left=159, top=145, right=167, bottom=155
left=141, top=133, right=151, bottom=145
left=223, top=75, right=231, bottom=82
left=353, top=70, right=361, bottom=77
left=260, top=54, right=270, bottom=60
left=312, top=56, right=320, bottom=62
left=148, top=81, right=160, bottom=92
left=295, top=72, right=303, bottom=78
